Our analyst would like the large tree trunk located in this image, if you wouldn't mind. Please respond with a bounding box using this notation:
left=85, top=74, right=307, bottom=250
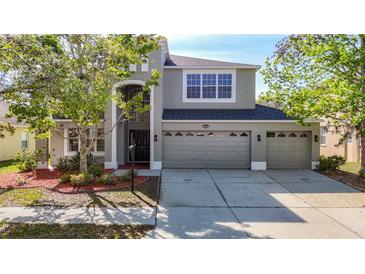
left=360, top=35, right=365, bottom=176
left=79, top=131, right=88, bottom=173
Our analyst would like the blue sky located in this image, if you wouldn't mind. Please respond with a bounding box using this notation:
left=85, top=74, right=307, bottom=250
left=165, top=35, right=286, bottom=96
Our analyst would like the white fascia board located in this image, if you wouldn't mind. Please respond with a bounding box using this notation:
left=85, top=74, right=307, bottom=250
left=164, top=65, right=261, bottom=70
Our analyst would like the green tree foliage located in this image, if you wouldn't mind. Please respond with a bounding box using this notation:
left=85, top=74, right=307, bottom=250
left=0, top=34, right=161, bottom=172
left=261, top=34, right=365, bottom=175
left=0, top=122, right=15, bottom=138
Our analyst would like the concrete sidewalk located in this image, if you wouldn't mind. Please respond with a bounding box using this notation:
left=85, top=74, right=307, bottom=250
left=0, top=207, right=156, bottom=225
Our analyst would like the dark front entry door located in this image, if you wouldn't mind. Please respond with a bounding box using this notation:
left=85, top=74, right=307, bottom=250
left=129, top=130, right=150, bottom=162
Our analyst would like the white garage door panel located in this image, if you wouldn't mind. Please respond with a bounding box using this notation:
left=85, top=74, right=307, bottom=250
left=163, top=131, right=250, bottom=169
left=267, top=131, right=311, bottom=169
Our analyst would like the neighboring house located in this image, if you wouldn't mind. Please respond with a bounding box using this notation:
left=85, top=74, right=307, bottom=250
left=0, top=101, right=35, bottom=161
left=320, top=121, right=361, bottom=162
left=34, top=39, right=321, bottom=170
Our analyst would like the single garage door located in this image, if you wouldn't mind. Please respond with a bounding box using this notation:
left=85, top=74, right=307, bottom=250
left=163, top=131, right=250, bottom=169
left=267, top=131, right=311, bottom=169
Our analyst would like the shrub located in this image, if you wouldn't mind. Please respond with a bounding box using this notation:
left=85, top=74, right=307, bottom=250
left=88, top=162, right=104, bottom=177
left=15, top=175, right=27, bottom=186
left=56, top=157, right=70, bottom=171
left=59, top=174, right=71, bottom=184
left=121, top=169, right=138, bottom=182
left=15, top=150, right=42, bottom=172
left=70, top=173, right=93, bottom=186
left=68, top=152, right=95, bottom=172
left=95, top=174, right=115, bottom=185
left=317, top=155, right=346, bottom=171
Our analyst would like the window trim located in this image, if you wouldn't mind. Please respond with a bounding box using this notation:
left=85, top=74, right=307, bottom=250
left=141, top=60, right=149, bottom=72
left=182, top=69, right=236, bottom=103
left=20, top=131, right=29, bottom=150
left=320, top=127, right=327, bottom=146
left=64, top=128, right=105, bottom=157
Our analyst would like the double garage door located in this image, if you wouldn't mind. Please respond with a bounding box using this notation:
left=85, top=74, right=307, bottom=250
left=163, top=131, right=251, bottom=169
left=267, top=131, right=311, bottom=169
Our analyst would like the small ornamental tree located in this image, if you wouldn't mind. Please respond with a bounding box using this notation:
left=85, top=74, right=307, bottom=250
left=261, top=34, right=365, bottom=176
left=0, top=34, right=161, bottom=172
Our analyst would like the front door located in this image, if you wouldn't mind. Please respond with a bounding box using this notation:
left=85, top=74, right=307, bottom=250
left=129, top=130, right=150, bottom=162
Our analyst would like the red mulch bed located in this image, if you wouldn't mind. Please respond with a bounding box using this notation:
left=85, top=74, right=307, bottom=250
left=0, top=169, right=147, bottom=194
left=317, top=170, right=365, bottom=192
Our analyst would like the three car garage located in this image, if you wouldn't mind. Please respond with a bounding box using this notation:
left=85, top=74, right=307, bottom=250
left=162, top=129, right=313, bottom=169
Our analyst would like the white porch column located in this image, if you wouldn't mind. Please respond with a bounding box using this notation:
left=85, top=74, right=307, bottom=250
left=104, top=85, right=118, bottom=169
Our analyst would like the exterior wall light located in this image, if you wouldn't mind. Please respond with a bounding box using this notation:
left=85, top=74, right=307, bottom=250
left=314, top=135, right=319, bottom=142
left=154, top=134, right=158, bottom=142
left=257, top=134, right=261, bottom=142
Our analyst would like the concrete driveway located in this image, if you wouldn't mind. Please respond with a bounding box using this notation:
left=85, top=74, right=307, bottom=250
left=147, top=169, right=365, bottom=239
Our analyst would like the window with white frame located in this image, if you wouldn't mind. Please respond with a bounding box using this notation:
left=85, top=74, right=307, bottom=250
left=66, top=128, right=104, bottom=154
left=187, top=74, right=201, bottom=98
left=141, top=60, right=149, bottom=72
left=129, top=64, right=137, bottom=72
left=68, top=128, right=79, bottom=152
left=21, top=132, right=29, bottom=150
left=218, top=74, right=232, bottom=98
left=96, top=128, right=105, bottom=151
left=320, top=127, right=327, bottom=145
left=184, top=70, right=235, bottom=102
left=202, top=74, right=216, bottom=98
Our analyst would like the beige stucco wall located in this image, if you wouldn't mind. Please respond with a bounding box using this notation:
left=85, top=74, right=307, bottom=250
left=0, top=127, right=36, bottom=161
left=320, top=127, right=360, bottom=162
left=162, top=121, right=320, bottom=165
left=40, top=122, right=106, bottom=165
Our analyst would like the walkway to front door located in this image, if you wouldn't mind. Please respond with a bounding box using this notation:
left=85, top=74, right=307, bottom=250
left=147, top=169, right=365, bottom=239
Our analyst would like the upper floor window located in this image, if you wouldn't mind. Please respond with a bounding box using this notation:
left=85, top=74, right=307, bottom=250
left=187, top=74, right=201, bottom=98
left=183, top=70, right=235, bottom=103
left=218, top=74, right=232, bottom=98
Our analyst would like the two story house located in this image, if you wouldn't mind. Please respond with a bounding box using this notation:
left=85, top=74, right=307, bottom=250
left=36, top=39, right=320, bottom=170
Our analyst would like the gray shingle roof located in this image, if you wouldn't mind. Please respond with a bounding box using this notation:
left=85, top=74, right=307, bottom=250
left=165, top=55, right=260, bottom=69
left=162, top=105, right=295, bottom=120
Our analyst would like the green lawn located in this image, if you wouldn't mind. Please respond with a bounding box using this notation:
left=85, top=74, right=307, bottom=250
left=339, top=162, right=361, bottom=175
left=0, top=222, right=153, bottom=239
left=0, top=159, right=20, bottom=174
left=0, top=188, right=45, bottom=207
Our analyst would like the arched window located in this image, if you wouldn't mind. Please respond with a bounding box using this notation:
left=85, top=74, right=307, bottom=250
left=240, top=132, right=248, bottom=137
left=207, top=132, right=215, bottom=136
left=278, top=132, right=286, bottom=137
left=300, top=133, right=308, bottom=138
left=175, top=132, right=183, bottom=136
left=164, top=132, right=172, bottom=136
left=229, top=132, right=237, bottom=137
left=289, top=133, right=297, bottom=137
